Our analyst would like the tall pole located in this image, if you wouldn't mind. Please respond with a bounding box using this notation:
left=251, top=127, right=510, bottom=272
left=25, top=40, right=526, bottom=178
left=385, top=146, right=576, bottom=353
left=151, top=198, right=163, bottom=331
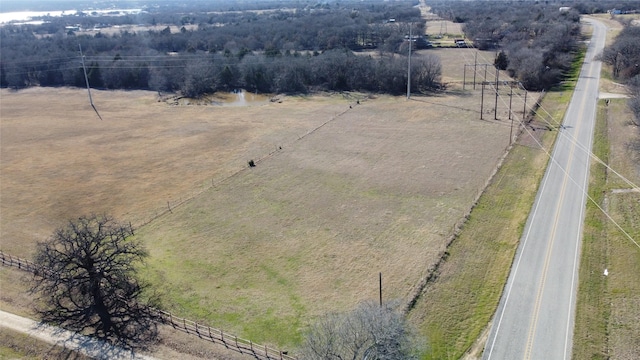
left=473, top=52, right=477, bottom=90
left=509, top=85, right=514, bottom=144
left=79, top=43, right=93, bottom=107
left=407, top=23, right=412, bottom=100
left=379, top=272, right=382, bottom=307
left=523, top=90, right=528, bottom=122
left=79, top=43, right=102, bottom=120
left=481, top=82, right=485, bottom=120
left=509, top=84, right=513, bottom=120
left=463, top=65, right=467, bottom=90
left=494, top=68, right=499, bottom=120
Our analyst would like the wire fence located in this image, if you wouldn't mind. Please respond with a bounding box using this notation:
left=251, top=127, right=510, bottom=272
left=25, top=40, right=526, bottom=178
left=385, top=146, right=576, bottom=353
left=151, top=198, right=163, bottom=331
left=0, top=250, right=296, bottom=360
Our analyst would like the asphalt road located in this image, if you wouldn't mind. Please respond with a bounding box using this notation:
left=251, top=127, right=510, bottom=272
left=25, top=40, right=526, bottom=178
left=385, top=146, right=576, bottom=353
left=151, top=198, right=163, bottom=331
left=483, top=18, right=607, bottom=360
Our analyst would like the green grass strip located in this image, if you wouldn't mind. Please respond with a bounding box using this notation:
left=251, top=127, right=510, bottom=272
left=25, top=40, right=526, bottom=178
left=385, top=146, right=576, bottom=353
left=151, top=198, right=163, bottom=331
left=572, top=101, right=611, bottom=359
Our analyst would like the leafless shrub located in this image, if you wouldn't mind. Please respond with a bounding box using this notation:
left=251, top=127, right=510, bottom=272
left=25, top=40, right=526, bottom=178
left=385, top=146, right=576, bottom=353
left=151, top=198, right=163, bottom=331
left=299, top=300, right=423, bottom=360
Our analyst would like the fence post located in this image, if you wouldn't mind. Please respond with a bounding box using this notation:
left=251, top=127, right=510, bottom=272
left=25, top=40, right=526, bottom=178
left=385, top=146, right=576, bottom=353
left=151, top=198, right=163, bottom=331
left=208, top=326, right=212, bottom=341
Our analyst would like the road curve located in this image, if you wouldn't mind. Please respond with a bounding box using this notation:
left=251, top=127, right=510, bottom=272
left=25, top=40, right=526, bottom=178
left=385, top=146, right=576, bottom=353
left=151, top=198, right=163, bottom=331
left=482, top=18, right=606, bottom=360
left=0, top=309, right=157, bottom=360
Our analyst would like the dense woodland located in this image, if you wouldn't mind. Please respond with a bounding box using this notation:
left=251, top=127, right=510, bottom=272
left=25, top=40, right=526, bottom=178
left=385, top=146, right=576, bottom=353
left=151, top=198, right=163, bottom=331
left=1, top=0, right=639, bottom=96
left=430, top=0, right=640, bottom=91
left=431, top=1, right=583, bottom=90
left=0, top=0, right=438, bottom=96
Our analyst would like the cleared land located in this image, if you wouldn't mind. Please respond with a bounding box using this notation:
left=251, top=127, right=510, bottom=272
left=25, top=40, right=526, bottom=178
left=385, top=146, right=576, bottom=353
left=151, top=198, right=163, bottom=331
left=0, top=48, right=531, bottom=350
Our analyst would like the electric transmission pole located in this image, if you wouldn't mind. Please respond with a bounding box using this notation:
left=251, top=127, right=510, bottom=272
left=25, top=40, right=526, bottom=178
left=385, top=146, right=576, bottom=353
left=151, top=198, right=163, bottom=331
left=79, top=43, right=102, bottom=120
left=407, top=23, right=412, bottom=100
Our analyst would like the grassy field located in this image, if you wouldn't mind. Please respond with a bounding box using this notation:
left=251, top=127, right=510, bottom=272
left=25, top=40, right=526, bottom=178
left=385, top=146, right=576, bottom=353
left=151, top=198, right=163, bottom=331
left=2, top=15, right=622, bottom=360
left=135, top=90, right=523, bottom=347
left=0, top=47, right=532, bottom=352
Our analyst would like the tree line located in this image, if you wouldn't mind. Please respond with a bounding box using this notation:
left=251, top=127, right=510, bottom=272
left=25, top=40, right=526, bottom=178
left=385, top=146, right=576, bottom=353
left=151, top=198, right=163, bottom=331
left=600, top=23, right=640, bottom=126
left=430, top=0, right=586, bottom=91
left=0, top=0, right=444, bottom=96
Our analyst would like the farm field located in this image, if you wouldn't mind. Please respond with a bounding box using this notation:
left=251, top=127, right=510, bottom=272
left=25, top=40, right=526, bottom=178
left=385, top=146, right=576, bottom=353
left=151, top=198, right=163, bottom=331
left=0, top=48, right=531, bottom=349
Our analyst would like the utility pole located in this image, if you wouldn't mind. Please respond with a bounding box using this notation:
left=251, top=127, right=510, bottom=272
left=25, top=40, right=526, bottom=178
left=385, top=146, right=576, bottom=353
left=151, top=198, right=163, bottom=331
left=481, top=82, right=485, bottom=120
left=509, top=85, right=514, bottom=144
left=509, top=84, right=513, bottom=120
left=473, top=52, right=478, bottom=90
left=79, top=43, right=102, bottom=120
left=463, top=65, right=466, bottom=90
left=379, top=272, right=383, bottom=307
left=523, top=89, right=528, bottom=122
left=494, top=68, right=499, bottom=120
left=407, top=23, right=412, bottom=100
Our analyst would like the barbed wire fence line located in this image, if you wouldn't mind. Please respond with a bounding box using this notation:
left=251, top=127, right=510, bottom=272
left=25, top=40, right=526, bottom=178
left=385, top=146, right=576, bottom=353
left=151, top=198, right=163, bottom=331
left=136, top=99, right=359, bottom=229
left=0, top=250, right=296, bottom=360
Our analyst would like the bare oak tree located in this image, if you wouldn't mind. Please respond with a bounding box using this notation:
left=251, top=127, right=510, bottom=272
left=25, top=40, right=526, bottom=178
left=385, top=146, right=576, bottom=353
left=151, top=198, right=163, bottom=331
left=30, top=215, right=158, bottom=347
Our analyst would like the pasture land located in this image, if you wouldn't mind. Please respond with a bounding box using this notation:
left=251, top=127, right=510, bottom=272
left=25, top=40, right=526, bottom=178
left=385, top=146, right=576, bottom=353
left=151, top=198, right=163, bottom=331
left=135, top=90, right=525, bottom=346
left=1, top=49, right=531, bottom=350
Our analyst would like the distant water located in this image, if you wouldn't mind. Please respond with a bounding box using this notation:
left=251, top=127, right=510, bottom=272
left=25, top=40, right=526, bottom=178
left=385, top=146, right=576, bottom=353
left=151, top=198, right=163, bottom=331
left=0, top=10, right=77, bottom=24
left=0, top=8, right=142, bottom=24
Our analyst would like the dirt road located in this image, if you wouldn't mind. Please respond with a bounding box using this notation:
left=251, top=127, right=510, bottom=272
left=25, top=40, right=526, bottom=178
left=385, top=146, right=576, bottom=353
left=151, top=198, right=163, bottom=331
left=0, top=309, right=157, bottom=359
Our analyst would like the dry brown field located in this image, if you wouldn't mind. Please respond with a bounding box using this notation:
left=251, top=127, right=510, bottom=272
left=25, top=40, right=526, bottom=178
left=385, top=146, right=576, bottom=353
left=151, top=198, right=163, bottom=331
left=1, top=47, right=532, bottom=349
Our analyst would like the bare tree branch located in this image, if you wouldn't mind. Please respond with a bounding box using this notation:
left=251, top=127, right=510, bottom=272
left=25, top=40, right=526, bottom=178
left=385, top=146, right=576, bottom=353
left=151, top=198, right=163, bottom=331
left=30, top=214, right=158, bottom=349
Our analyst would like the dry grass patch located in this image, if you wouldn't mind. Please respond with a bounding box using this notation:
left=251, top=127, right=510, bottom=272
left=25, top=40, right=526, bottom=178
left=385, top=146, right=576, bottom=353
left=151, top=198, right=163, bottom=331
left=606, top=191, right=640, bottom=359
left=0, top=88, right=340, bottom=257
left=136, top=93, right=515, bottom=347
left=441, top=49, right=497, bottom=87
left=425, top=20, right=463, bottom=37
